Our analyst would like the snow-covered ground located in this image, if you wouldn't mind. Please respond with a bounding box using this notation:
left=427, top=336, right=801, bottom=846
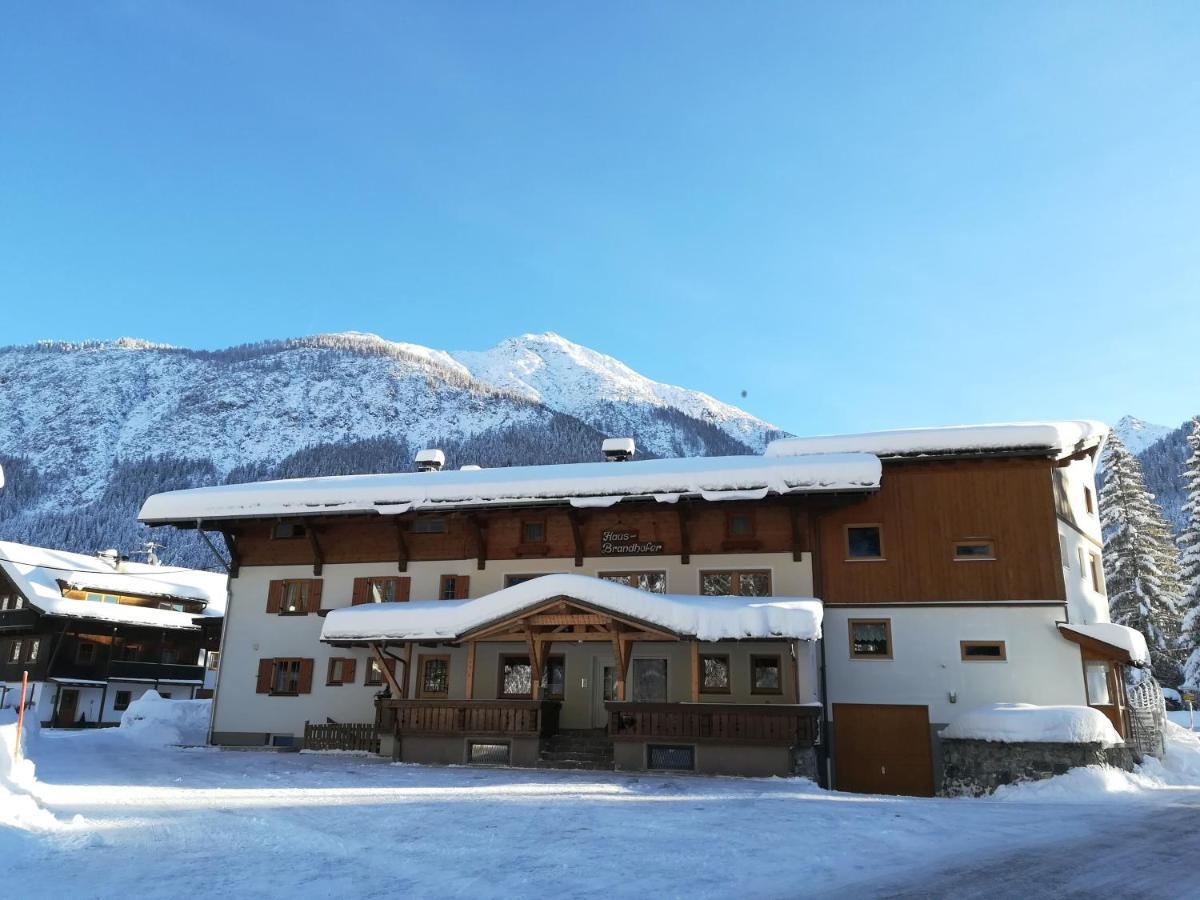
left=3, top=710, right=1200, bottom=899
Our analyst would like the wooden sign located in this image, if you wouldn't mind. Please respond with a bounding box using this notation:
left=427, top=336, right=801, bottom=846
left=600, top=529, right=664, bottom=556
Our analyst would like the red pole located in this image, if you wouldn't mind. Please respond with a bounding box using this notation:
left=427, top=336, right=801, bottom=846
left=14, top=670, right=28, bottom=761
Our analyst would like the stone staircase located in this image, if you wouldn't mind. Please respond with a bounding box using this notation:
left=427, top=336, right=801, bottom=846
left=537, top=728, right=614, bottom=770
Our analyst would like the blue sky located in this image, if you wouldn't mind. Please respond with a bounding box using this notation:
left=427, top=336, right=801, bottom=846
left=1, top=3, right=1197, bottom=435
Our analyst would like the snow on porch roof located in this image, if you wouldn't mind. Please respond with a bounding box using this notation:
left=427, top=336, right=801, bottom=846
left=138, top=453, right=881, bottom=524
left=1057, top=622, right=1149, bottom=666
left=321, top=574, right=823, bottom=644
left=765, top=420, right=1108, bottom=462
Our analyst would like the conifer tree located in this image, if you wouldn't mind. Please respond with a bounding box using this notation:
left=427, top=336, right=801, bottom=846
left=1100, top=432, right=1184, bottom=684
left=1177, top=417, right=1200, bottom=689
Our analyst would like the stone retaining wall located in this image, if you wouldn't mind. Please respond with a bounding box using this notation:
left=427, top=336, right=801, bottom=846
left=939, top=738, right=1134, bottom=797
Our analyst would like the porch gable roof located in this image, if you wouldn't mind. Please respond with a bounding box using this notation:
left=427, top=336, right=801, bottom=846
left=320, top=573, right=823, bottom=644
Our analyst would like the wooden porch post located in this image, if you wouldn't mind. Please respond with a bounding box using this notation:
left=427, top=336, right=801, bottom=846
left=524, top=629, right=543, bottom=700
left=690, top=641, right=700, bottom=703
left=611, top=635, right=630, bottom=701
left=465, top=641, right=476, bottom=700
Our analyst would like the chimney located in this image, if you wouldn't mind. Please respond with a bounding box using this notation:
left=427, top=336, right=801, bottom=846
left=460, top=464, right=483, bottom=471
left=602, top=437, right=636, bottom=463
left=415, top=448, right=446, bottom=473
left=97, top=548, right=122, bottom=570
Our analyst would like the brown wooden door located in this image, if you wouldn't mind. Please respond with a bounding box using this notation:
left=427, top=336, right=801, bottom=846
left=833, top=703, right=934, bottom=797
left=57, top=689, right=79, bottom=727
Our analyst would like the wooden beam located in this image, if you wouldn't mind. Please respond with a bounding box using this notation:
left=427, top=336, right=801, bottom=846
left=611, top=635, right=630, bottom=701
left=790, top=504, right=810, bottom=563
left=464, top=641, right=476, bottom=700
left=567, top=508, right=584, bottom=567
left=369, top=642, right=403, bottom=696
left=394, top=520, right=409, bottom=573
left=524, top=628, right=543, bottom=699
left=469, top=515, right=488, bottom=570
left=690, top=640, right=700, bottom=702
left=527, top=613, right=611, bottom=627
left=677, top=506, right=691, bottom=565
left=219, top=528, right=240, bottom=578
left=306, top=524, right=324, bottom=576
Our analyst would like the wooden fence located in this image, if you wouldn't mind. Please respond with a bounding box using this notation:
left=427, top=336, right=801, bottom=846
left=303, top=721, right=380, bottom=753
left=606, top=702, right=820, bottom=746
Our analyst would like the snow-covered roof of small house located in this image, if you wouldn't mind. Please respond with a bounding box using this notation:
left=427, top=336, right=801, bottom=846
left=0, top=540, right=227, bottom=631
left=765, top=420, right=1108, bottom=461
left=321, top=573, right=823, bottom=644
left=1057, top=622, right=1150, bottom=667
left=138, top=453, right=881, bottom=524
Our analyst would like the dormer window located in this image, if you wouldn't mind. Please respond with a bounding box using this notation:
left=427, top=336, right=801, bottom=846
left=522, top=520, right=546, bottom=544
left=272, top=522, right=307, bottom=540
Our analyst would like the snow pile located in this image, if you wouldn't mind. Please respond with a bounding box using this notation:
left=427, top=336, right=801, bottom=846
left=940, top=703, right=1122, bottom=747
left=139, top=452, right=881, bottom=523
left=0, top=708, right=57, bottom=830
left=323, top=573, right=823, bottom=643
left=1058, top=622, right=1150, bottom=666
left=994, top=721, right=1200, bottom=801
left=118, top=691, right=210, bottom=746
left=766, top=420, right=1107, bottom=461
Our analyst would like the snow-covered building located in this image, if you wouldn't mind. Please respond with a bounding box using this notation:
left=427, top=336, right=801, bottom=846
left=137, top=420, right=1146, bottom=794
left=0, top=541, right=226, bottom=727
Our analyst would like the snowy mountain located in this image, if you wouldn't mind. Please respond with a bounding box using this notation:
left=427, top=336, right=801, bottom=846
left=1113, top=416, right=1174, bottom=457
left=1106, top=415, right=1192, bottom=535
left=0, top=332, right=782, bottom=566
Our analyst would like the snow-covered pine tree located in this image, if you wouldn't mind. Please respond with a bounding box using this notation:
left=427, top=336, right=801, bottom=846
left=1100, top=432, right=1184, bottom=685
left=1177, top=417, right=1200, bottom=689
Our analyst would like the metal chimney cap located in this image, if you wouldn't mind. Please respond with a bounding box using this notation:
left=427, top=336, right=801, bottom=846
left=415, top=448, right=446, bottom=472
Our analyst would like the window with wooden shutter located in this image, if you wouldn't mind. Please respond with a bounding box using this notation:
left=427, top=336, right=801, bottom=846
left=354, top=577, right=409, bottom=604
left=365, top=656, right=396, bottom=686
left=297, top=658, right=314, bottom=694
left=327, top=657, right=357, bottom=685
left=266, top=581, right=284, bottom=614
left=439, top=575, right=470, bottom=600
left=256, top=659, right=273, bottom=693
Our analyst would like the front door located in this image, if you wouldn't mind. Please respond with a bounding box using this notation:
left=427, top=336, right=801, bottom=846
left=57, top=689, right=79, bottom=727
left=591, top=656, right=616, bottom=728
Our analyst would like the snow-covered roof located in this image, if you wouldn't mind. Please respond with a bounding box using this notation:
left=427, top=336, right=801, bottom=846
left=138, top=453, right=881, bottom=524
left=766, top=421, right=1108, bottom=461
left=1058, top=622, right=1150, bottom=666
left=321, top=573, right=823, bottom=643
left=940, top=703, right=1122, bottom=747
left=0, top=540, right=226, bottom=631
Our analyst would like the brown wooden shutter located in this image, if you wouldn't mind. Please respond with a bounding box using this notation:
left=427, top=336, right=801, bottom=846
left=344, top=658, right=357, bottom=684
left=306, top=580, right=323, bottom=614
left=298, top=658, right=314, bottom=694
left=256, top=659, right=273, bottom=694
left=397, top=577, right=411, bottom=602
left=266, top=581, right=284, bottom=614
left=454, top=575, right=470, bottom=599
left=351, top=578, right=368, bottom=606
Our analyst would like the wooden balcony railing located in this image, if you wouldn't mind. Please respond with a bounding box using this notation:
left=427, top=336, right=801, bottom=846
left=606, top=702, right=820, bottom=747
left=376, top=699, right=561, bottom=738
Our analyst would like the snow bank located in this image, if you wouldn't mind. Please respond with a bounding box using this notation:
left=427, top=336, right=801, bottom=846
left=119, top=691, right=211, bottom=746
left=0, top=708, right=57, bottom=830
left=1058, top=622, right=1149, bottom=666
left=940, top=703, right=1122, bottom=747
left=323, top=573, right=823, bottom=642
left=139, top=453, right=881, bottom=523
left=766, top=420, right=1107, bottom=461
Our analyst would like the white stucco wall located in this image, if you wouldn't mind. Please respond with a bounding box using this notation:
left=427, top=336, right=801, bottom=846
left=211, top=552, right=816, bottom=741
left=824, top=604, right=1086, bottom=726
left=1056, top=455, right=1109, bottom=625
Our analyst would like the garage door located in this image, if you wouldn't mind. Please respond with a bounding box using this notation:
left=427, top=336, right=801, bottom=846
left=833, top=703, right=934, bottom=797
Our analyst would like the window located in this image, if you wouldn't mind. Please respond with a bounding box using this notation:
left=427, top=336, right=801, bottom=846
left=544, top=656, right=566, bottom=700
left=327, top=657, right=355, bottom=686
left=113, top=690, right=132, bottom=711
left=599, top=571, right=667, bottom=593
left=121, top=643, right=142, bottom=662
left=418, top=655, right=450, bottom=698
left=8, top=640, right=22, bottom=663
left=1084, top=486, right=1095, bottom=515
left=272, top=659, right=303, bottom=695
left=849, top=619, right=892, bottom=659
left=504, top=574, right=560, bottom=588
left=724, top=511, right=756, bottom=546
left=750, top=655, right=783, bottom=695
left=280, top=580, right=312, bottom=615
left=272, top=522, right=306, bottom=540
left=75, top=641, right=97, bottom=665
left=499, top=655, right=533, bottom=698
left=365, top=658, right=391, bottom=686
left=25, top=638, right=40, bottom=662
left=1090, top=554, right=1104, bottom=593
left=954, top=540, right=995, bottom=560
left=439, top=575, right=468, bottom=600
left=647, top=745, right=695, bottom=771
left=700, top=654, right=731, bottom=694
left=206, top=651, right=221, bottom=671
left=1085, top=661, right=1111, bottom=705
left=367, top=577, right=402, bottom=603
left=468, top=742, right=510, bottom=766
left=631, top=658, right=668, bottom=702
left=161, top=648, right=179, bottom=665
left=1061, top=539, right=1071, bottom=569
left=521, top=519, right=546, bottom=544
left=1078, top=547, right=1087, bottom=579
left=700, top=570, right=771, bottom=597
left=846, top=525, right=884, bottom=560
left=409, top=517, right=446, bottom=534
left=960, top=641, right=1007, bottom=661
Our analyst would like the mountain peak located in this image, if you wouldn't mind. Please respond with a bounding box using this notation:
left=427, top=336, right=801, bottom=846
left=1113, top=415, right=1172, bottom=456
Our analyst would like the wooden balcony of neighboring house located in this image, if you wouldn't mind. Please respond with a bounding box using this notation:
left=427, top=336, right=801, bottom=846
left=0, top=607, right=40, bottom=632
left=106, top=659, right=206, bottom=683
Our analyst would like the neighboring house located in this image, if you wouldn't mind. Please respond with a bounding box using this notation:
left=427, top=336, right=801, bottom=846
left=0, top=541, right=226, bottom=726
left=137, top=421, right=1143, bottom=795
